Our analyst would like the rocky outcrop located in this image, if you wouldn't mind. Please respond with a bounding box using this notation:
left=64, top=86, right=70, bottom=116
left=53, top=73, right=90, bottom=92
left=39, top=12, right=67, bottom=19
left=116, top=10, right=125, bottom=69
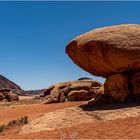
left=42, top=79, right=103, bottom=104
left=0, top=88, right=19, bottom=102
left=66, top=24, right=140, bottom=103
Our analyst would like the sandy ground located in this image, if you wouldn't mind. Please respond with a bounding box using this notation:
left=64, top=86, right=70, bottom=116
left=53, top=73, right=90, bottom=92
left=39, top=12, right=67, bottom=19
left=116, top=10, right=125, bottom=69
left=18, top=96, right=35, bottom=100
left=0, top=101, right=140, bottom=139
left=0, top=101, right=84, bottom=124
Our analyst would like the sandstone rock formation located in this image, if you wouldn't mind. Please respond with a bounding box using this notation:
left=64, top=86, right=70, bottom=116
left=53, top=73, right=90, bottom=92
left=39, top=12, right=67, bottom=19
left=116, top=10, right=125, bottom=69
left=0, top=88, right=19, bottom=102
left=66, top=24, right=140, bottom=102
left=42, top=79, right=103, bottom=104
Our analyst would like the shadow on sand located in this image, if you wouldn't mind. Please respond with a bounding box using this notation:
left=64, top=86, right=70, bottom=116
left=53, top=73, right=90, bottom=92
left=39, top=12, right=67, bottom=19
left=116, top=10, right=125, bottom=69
left=80, top=101, right=140, bottom=111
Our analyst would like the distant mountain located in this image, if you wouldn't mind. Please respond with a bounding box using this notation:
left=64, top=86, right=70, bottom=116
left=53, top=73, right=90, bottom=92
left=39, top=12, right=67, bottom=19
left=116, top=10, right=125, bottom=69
left=0, top=74, right=45, bottom=96
left=0, top=74, right=22, bottom=90
left=21, top=89, right=45, bottom=96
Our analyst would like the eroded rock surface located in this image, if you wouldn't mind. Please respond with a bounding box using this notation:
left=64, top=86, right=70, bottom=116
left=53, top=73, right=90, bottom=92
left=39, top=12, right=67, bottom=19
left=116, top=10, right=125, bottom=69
left=66, top=24, right=140, bottom=78
left=104, top=73, right=129, bottom=101
left=42, top=79, right=104, bottom=104
left=0, top=88, right=19, bottom=102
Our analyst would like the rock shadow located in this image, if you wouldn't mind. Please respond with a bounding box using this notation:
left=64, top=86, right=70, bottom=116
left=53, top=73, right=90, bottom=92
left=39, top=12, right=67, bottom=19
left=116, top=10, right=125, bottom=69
left=80, top=99, right=140, bottom=111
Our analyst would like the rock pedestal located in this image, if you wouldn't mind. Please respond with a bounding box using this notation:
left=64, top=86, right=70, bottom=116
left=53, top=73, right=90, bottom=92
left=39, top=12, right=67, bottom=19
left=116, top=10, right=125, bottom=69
left=104, top=73, right=129, bottom=101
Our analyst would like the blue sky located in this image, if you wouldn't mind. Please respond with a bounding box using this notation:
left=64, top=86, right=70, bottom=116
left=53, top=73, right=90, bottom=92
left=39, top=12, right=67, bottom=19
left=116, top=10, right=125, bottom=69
left=0, top=1, right=139, bottom=90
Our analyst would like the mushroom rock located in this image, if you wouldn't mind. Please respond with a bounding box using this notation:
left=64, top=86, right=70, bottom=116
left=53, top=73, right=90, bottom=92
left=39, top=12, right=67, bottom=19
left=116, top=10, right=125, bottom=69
left=66, top=24, right=140, bottom=102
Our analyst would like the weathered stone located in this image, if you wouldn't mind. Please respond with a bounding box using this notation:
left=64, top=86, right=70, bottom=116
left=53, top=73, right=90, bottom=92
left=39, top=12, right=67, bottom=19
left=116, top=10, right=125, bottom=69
left=43, top=79, right=104, bottom=104
left=66, top=24, right=140, bottom=78
left=44, top=85, right=54, bottom=96
left=69, top=82, right=92, bottom=91
left=104, top=73, right=129, bottom=101
left=43, top=95, right=59, bottom=104
left=59, top=92, right=67, bottom=102
left=5, top=92, right=19, bottom=101
left=66, top=24, right=140, bottom=103
left=67, top=90, right=89, bottom=101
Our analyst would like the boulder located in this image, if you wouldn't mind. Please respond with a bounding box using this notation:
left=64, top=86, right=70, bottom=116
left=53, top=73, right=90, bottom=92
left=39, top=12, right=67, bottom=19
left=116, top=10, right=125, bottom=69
left=43, top=95, right=59, bottom=104
left=0, top=88, right=19, bottom=102
left=5, top=92, right=19, bottom=101
left=43, top=79, right=104, bottom=104
left=66, top=24, right=140, bottom=78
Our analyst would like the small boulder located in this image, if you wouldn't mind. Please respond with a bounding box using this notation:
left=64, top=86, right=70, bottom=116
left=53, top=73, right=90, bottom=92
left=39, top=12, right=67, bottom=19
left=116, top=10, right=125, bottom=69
left=0, top=88, right=19, bottom=102
left=43, top=95, right=59, bottom=104
left=5, top=92, right=19, bottom=102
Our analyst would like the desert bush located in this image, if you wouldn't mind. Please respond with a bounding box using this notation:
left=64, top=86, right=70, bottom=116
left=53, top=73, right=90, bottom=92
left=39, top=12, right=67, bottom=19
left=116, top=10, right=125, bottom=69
left=0, top=125, right=5, bottom=132
left=0, top=116, right=28, bottom=133
left=18, top=116, right=28, bottom=125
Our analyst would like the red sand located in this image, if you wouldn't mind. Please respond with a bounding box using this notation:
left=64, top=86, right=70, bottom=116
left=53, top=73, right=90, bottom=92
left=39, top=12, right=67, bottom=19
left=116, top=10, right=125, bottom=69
left=0, top=102, right=140, bottom=139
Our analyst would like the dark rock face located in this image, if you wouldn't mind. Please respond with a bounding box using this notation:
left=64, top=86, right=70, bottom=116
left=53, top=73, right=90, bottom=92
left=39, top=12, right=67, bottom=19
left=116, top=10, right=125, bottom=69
left=43, top=79, right=104, bottom=104
left=66, top=24, right=140, bottom=103
left=131, top=71, right=140, bottom=95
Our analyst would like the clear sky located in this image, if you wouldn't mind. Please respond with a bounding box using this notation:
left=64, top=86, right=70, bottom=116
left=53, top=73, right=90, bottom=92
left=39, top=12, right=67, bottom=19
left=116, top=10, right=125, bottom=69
left=0, top=1, right=139, bottom=90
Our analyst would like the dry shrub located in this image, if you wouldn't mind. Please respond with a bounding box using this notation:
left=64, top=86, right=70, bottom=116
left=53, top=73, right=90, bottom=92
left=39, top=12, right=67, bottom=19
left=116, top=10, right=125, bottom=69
left=0, top=116, right=28, bottom=133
